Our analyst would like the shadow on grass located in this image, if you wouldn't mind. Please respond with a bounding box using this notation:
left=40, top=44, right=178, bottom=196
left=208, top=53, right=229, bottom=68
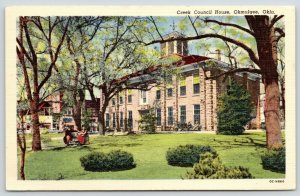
left=49, top=145, right=93, bottom=151
left=211, top=137, right=266, bottom=150
left=92, top=143, right=142, bottom=148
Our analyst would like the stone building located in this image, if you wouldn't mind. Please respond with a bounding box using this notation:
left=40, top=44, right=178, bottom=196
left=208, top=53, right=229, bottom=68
left=104, top=32, right=261, bottom=132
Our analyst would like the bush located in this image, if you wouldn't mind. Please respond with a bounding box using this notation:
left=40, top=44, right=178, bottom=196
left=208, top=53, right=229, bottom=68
left=138, top=108, right=157, bottom=133
left=166, top=145, right=217, bottom=167
left=261, top=147, right=285, bottom=173
left=217, top=80, right=253, bottom=135
left=186, top=152, right=254, bottom=179
left=80, top=150, right=136, bottom=172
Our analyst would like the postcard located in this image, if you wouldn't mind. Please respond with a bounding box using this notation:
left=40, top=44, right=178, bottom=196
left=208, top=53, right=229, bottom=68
left=6, top=6, right=295, bottom=190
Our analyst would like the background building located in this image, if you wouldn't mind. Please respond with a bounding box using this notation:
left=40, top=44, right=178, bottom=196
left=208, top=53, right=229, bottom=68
left=104, top=32, right=261, bottom=132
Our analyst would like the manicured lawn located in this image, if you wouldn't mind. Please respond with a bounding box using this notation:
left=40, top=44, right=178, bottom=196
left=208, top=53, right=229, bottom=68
left=21, top=132, right=285, bottom=180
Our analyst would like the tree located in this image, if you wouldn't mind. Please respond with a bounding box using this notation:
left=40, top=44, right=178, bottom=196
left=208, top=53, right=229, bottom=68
left=138, top=108, right=157, bottom=133
left=80, top=17, right=159, bottom=135
left=62, top=17, right=106, bottom=131
left=16, top=81, right=28, bottom=180
left=146, top=15, right=285, bottom=149
left=217, top=80, right=253, bottom=135
left=16, top=16, right=70, bottom=151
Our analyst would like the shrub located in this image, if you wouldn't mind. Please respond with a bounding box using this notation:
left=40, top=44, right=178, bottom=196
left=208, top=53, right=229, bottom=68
left=186, top=152, right=254, bottom=179
left=217, top=80, right=253, bottom=135
left=138, top=109, right=157, bottom=133
left=80, top=150, right=136, bottom=172
left=261, top=147, right=285, bottom=173
left=166, top=145, right=217, bottom=167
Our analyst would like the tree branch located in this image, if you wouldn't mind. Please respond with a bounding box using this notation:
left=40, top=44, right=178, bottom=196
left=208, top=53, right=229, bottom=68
left=188, top=16, right=199, bottom=36
left=146, top=33, right=259, bottom=66
left=38, top=17, right=71, bottom=91
left=270, top=15, right=284, bottom=28
left=148, top=16, right=164, bottom=41
left=204, top=19, right=255, bottom=36
left=17, top=47, right=33, bottom=101
left=200, top=67, right=261, bottom=80
left=274, top=27, right=285, bottom=42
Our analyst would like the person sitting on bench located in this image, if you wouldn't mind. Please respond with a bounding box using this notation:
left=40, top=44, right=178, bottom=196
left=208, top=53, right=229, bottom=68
left=63, top=127, right=76, bottom=145
left=77, top=126, right=88, bottom=145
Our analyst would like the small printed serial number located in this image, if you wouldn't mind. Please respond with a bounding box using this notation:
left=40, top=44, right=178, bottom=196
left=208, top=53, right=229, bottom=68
left=269, top=180, right=285, bottom=183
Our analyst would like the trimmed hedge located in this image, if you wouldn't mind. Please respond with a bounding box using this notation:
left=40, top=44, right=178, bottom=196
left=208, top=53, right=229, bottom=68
left=261, top=148, right=285, bottom=173
left=80, top=150, right=136, bottom=172
left=186, top=152, right=254, bottom=179
left=166, top=145, right=217, bottom=167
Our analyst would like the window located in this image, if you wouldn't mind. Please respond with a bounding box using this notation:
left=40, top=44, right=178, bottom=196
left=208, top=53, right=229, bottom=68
left=112, top=113, right=116, bottom=128
left=194, top=105, right=200, bottom=124
left=180, top=86, right=186, bottom=96
left=167, top=88, right=173, bottom=97
left=128, top=95, right=132, bottom=103
left=120, top=112, right=124, bottom=127
left=193, top=84, right=200, bottom=94
left=156, top=90, right=161, bottom=100
left=119, top=96, right=123, bottom=105
left=180, top=76, right=186, bottom=96
left=156, top=108, right=161, bottom=126
left=168, top=107, right=173, bottom=125
left=180, top=106, right=186, bottom=123
left=105, top=113, right=110, bottom=127
left=112, top=98, right=116, bottom=106
left=128, top=111, right=133, bottom=128
left=193, top=73, right=200, bottom=94
left=140, top=90, right=147, bottom=104
left=65, top=108, right=72, bottom=115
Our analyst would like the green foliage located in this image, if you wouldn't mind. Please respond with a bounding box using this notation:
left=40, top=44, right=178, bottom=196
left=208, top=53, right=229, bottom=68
left=82, top=108, right=93, bottom=131
left=40, top=128, right=49, bottom=134
left=261, top=147, right=285, bottom=173
left=186, top=152, right=254, bottom=179
left=138, top=109, right=157, bottom=133
left=166, top=145, right=217, bottom=167
left=217, top=80, right=253, bottom=135
left=80, top=150, right=136, bottom=172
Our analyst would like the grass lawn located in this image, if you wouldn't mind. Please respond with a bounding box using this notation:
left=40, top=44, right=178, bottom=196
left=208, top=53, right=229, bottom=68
left=21, top=132, right=285, bottom=180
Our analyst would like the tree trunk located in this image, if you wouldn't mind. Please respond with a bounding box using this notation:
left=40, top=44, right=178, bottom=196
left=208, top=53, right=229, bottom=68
left=72, top=101, right=82, bottom=131
left=17, top=114, right=26, bottom=180
left=19, top=148, right=26, bottom=180
left=99, top=99, right=109, bottom=135
left=264, top=79, right=282, bottom=149
left=99, top=113, right=106, bottom=135
left=253, top=19, right=282, bottom=149
left=31, top=95, right=42, bottom=151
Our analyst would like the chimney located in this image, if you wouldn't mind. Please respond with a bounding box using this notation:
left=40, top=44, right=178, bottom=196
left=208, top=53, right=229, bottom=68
left=215, top=49, right=221, bottom=61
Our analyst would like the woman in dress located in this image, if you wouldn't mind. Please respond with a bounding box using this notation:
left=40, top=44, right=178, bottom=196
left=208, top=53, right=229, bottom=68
left=77, top=126, right=87, bottom=145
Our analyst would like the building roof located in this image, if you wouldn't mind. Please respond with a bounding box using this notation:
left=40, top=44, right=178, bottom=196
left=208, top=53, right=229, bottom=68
left=112, top=54, right=210, bottom=84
